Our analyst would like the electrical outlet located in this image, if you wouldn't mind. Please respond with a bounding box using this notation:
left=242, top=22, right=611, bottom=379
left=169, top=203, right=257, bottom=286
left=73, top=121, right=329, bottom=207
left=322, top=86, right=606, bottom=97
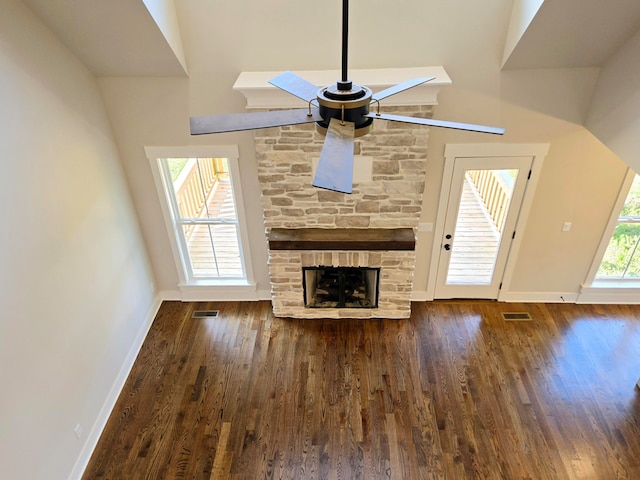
left=562, top=222, right=572, bottom=232
left=74, top=424, right=83, bottom=439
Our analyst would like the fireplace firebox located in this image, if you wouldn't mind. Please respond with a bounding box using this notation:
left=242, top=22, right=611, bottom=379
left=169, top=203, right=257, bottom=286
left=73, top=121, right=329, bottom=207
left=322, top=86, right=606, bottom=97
left=303, top=266, right=380, bottom=308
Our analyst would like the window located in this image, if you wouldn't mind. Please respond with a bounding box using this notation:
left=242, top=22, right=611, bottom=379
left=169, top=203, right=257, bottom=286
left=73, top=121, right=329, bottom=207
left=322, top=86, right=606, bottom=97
left=146, top=146, right=253, bottom=288
left=596, top=173, right=640, bottom=279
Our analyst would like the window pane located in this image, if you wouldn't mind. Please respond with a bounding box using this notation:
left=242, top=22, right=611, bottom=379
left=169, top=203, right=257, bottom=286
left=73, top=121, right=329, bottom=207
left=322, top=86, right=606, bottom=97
left=596, top=223, right=640, bottom=278
left=168, top=158, right=189, bottom=181
left=208, top=172, right=236, bottom=220
left=184, top=224, right=243, bottom=277
left=620, top=175, right=640, bottom=217
left=159, top=156, right=245, bottom=281
left=166, top=158, right=235, bottom=220
left=446, top=169, right=517, bottom=285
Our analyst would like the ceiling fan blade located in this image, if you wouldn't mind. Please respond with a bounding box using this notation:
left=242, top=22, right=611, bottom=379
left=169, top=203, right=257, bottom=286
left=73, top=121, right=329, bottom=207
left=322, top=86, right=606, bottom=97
left=190, top=108, right=322, bottom=135
left=269, top=71, right=320, bottom=103
left=371, top=77, right=436, bottom=102
left=365, top=112, right=505, bottom=135
left=313, top=118, right=355, bottom=194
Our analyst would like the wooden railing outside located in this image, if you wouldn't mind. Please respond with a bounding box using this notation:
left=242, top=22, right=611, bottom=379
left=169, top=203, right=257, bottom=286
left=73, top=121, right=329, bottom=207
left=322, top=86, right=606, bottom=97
left=467, top=170, right=513, bottom=233
left=173, top=158, right=228, bottom=240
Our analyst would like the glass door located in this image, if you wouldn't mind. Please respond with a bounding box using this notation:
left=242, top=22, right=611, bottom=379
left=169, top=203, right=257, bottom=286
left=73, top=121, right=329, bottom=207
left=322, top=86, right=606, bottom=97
left=434, top=156, right=532, bottom=299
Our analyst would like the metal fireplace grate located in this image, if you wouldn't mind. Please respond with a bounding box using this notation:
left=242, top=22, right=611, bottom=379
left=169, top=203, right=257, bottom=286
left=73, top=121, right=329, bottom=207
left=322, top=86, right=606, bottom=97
left=303, top=266, right=380, bottom=309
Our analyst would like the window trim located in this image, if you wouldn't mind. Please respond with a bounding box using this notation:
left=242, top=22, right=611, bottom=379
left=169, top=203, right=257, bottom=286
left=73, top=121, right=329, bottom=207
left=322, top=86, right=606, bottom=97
left=582, top=167, right=640, bottom=291
left=146, top=146, right=256, bottom=297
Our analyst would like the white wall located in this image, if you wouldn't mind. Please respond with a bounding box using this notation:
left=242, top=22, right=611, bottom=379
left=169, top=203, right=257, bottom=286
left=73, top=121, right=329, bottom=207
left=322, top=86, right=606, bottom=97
left=0, top=1, right=157, bottom=478
left=411, top=82, right=628, bottom=299
left=93, top=0, right=631, bottom=303
left=506, top=127, right=627, bottom=297
left=97, top=76, right=272, bottom=297
left=586, top=28, right=640, bottom=174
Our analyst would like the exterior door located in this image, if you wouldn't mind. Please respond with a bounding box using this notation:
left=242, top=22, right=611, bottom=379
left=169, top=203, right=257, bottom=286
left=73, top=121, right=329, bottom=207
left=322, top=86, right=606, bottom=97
left=434, top=156, right=532, bottom=299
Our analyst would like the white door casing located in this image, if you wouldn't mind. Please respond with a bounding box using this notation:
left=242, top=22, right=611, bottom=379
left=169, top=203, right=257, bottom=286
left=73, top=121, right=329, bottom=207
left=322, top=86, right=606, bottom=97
left=426, top=144, right=549, bottom=300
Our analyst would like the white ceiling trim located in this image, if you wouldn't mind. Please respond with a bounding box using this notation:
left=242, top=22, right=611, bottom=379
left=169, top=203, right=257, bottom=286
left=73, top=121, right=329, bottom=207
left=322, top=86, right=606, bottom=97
left=233, top=67, right=452, bottom=109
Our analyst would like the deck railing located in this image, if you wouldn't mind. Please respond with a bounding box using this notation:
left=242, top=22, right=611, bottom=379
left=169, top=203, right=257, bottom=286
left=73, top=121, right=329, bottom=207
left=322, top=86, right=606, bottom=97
left=173, top=158, right=228, bottom=239
left=467, top=170, right=512, bottom=233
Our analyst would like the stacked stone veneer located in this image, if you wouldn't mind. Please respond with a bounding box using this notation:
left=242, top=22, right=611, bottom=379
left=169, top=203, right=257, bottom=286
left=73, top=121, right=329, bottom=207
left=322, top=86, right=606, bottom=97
left=256, top=105, right=432, bottom=318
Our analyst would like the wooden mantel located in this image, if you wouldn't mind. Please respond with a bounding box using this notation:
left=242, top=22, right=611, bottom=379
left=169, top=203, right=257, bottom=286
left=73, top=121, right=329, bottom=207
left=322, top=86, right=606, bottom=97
left=267, top=228, right=416, bottom=251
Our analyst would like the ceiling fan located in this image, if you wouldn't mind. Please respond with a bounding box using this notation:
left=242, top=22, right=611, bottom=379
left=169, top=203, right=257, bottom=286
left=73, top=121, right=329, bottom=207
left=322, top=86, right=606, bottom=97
left=190, top=0, right=505, bottom=194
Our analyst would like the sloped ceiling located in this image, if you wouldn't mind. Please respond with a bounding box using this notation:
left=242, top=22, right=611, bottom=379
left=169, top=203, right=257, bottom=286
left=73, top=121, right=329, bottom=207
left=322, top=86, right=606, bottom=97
left=23, top=0, right=640, bottom=77
left=503, top=0, right=640, bottom=69
left=22, top=0, right=640, bottom=168
left=23, top=0, right=187, bottom=76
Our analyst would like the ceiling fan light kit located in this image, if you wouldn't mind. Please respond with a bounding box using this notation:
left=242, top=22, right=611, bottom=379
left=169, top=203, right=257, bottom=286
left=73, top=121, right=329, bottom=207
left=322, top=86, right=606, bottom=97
left=190, top=0, right=504, bottom=194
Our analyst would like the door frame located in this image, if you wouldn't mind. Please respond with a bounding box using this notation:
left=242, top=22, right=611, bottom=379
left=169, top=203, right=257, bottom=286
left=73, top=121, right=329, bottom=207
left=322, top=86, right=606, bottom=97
left=434, top=155, right=533, bottom=299
left=426, top=143, right=549, bottom=301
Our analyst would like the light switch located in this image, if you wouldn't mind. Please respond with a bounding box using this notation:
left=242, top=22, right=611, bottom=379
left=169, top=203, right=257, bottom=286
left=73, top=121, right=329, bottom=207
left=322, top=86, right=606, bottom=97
left=562, top=222, right=572, bottom=232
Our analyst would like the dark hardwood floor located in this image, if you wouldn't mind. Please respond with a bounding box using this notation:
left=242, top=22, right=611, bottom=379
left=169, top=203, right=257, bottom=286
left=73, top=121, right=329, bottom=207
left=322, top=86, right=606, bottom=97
left=83, top=301, right=640, bottom=479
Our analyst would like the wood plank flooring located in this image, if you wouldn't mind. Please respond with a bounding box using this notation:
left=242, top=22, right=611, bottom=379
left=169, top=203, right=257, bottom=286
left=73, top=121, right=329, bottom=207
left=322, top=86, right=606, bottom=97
left=83, top=301, right=640, bottom=479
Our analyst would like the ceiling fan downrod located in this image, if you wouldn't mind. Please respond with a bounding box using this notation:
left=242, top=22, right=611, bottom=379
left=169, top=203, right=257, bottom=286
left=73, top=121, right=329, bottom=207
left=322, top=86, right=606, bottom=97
left=314, top=0, right=373, bottom=137
left=338, top=0, right=351, bottom=91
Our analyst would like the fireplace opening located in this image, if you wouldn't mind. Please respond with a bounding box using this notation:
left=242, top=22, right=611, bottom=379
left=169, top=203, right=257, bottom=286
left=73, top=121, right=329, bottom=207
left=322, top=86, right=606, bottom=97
left=303, top=266, right=380, bottom=308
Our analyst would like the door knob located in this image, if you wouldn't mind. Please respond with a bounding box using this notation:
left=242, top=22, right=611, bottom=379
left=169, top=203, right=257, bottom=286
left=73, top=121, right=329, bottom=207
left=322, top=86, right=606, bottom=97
left=445, top=234, right=452, bottom=239
left=444, top=244, right=451, bottom=251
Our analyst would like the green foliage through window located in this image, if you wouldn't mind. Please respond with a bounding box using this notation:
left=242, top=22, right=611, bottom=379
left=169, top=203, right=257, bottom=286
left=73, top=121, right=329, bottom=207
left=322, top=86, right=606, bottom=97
left=597, top=174, right=640, bottom=279
left=168, top=158, right=188, bottom=181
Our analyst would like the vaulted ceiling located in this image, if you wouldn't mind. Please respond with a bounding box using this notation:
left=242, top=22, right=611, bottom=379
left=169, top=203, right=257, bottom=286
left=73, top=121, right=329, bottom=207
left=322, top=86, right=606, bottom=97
left=502, top=0, right=640, bottom=69
left=23, top=0, right=640, bottom=77
left=21, top=0, right=640, bottom=172
left=23, top=0, right=187, bottom=76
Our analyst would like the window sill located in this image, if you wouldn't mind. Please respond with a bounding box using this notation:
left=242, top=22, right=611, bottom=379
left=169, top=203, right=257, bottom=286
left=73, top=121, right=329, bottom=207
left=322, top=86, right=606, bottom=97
left=178, top=280, right=261, bottom=301
left=587, top=279, right=640, bottom=289
left=578, top=281, right=640, bottom=304
left=182, top=278, right=254, bottom=287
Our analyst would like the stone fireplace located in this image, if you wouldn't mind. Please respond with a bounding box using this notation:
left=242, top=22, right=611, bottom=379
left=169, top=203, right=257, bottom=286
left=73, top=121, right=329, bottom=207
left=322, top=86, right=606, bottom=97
left=234, top=67, right=448, bottom=318
left=255, top=103, right=431, bottom=319
left=265, top=227, right=417, bottom=318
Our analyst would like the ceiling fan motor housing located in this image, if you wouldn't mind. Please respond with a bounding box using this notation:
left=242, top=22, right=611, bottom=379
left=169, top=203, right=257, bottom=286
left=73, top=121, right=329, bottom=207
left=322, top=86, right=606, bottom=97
left=316, top=83, right=374, bottom=138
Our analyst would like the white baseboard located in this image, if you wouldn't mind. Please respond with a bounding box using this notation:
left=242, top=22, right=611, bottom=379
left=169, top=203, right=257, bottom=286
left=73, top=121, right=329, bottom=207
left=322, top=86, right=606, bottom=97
left=167, top=286, right=640, bottom=305
left=178, top=283, right=262, bottom=301
left=498, top=291, right=578, bottom=303
left=411, top=290, right=432, bottom=302
left=442, top=285, right=640, bottom=304
left=577, top=287, right=640, bottom=304
left=159, top=289, right=181, bottom=301
left=68, top=294, right=162, bottom=480
left=256, top=288, right=272, bottom=300
left=161, top=287, right=272, bottom=302
left=411, top=290, right=579, bottom=303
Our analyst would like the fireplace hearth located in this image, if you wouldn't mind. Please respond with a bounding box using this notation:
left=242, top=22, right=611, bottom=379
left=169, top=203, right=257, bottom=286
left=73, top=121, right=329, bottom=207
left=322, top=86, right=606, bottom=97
left=303, top=266, right=380, bottom=308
